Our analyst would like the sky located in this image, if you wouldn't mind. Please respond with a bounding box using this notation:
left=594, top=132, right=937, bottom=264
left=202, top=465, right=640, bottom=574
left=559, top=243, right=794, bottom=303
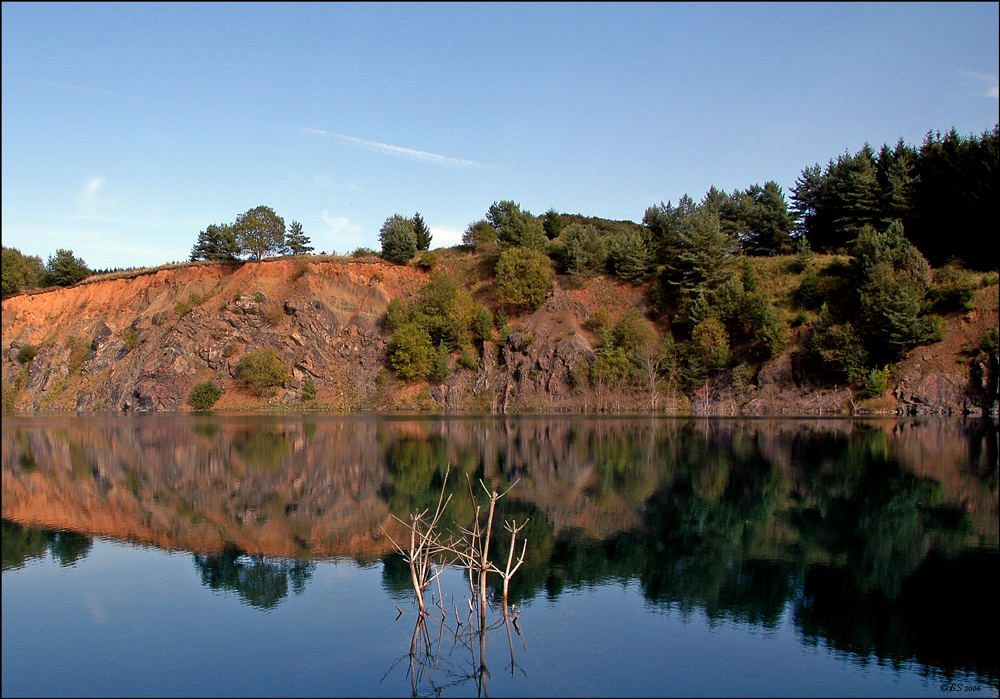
left=2, top=2, right=998, bottom=271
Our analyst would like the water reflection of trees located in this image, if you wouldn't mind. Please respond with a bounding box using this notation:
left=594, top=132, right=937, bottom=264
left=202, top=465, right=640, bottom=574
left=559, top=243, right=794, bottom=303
left=378, top=421, right=996, bottom=682
left=1, top=519, right=93, bottom=571
left=193, top=544, right=315, bottom=610
left=3, top=416, right=997, bottom=680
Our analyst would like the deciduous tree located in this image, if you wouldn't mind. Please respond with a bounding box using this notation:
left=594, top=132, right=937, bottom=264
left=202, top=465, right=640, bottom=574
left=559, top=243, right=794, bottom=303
left=234, top=206, right=286, bottom=261
left=495, top=247, right=554, bottom=313
left=2, top=247, right=46, bottom=296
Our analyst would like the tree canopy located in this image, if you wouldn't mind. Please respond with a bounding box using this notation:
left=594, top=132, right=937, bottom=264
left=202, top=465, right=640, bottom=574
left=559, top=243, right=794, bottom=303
left=487, top=200, right=548, bottom=251
left=379, top=214, right=417, bottom=264
left=284, top=220, right=314, bottom=255
left=2, top=247, right=46, bottom=296
left=412, top=212, right=432, bottom=251
left=45, top=249, right=91, bottom=287
left=495, top=246, right=555, bottom=313
left=190, top=223, right=240, bottom=262
left=789, top=125, right=998, bottom=270
left=234, top=206, right=286, bottom=261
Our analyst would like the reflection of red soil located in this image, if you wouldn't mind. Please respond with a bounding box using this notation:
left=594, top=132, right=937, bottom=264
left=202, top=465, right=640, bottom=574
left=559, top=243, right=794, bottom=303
left=2, top=470, right=401, bottom=559
left=3, top=417, right=995, bottom=561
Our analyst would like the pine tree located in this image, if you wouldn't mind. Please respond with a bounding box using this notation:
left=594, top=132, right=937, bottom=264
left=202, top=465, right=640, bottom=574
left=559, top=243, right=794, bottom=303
left=379, top=214, right=417, bottom=264
left=412, top=212, right=432, bottom=250
left=542, top=208, right=563, bottom=239
left=190, top=223, right=239, bottom=261
left=875, top=140, right=918, bottom=226
left=45, top=249, right=90, bottom=287
left=284, top=221, right=314, bottom=255
left=743, top=181, right=794, bottom=256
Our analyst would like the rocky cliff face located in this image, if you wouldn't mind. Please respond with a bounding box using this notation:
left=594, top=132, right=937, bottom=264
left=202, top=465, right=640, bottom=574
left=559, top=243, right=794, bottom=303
left=2, top=258, right=997, bottom=416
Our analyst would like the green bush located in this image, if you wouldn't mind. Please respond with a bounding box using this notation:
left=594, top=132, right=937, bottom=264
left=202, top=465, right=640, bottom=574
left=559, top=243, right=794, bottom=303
left=122, top=327, right=139, bottom=350
left=927, top=314, right=946, bottom=343
left=429, top=342, right=451, bottom=383
left=17, top=344, right=38, bottom=364
left=585, top=307, right=612, bottom=334
left=929, top=263, right=977, bottom=313
left=495, top=308, right=510, bottom=342
left=611, top=309, right=657, bottom=354
left=807, top=307, right=869, bottom=384
left=458, top=344, right=479, bottom=370
left=174, top=300, right=192, bottom=316
left=862, top=366, right=892, bottom=398
left=414, top=251, right=438, bottom=268
left=302, top=379, right=317, bottom=401
left=692, top=318, right=731, bottom=371
left=234, top=349, right=290, bottom=396
left=474, top=305, right=494, bottom=344
left=45, top=249, right=91, bottom=287
left=387, top=323, right=435, bottom=380
left=981, top=329, right=998, bottom=353
left=605, top=229, right=653, bottom=281
left=187, top=381, right=223, bottom=410
left=495, top=247, right=554, bottom=313
left=2, top=247, right=46, bottom=296
left=386, top=271, right=481, bottom=352
left=731, top=362, right=755, bottom=393
left=852, top=222, right=933, bottom=364
left=560, top=223, right=607, bottom=277
left=383, top=298, right=410, bottom=331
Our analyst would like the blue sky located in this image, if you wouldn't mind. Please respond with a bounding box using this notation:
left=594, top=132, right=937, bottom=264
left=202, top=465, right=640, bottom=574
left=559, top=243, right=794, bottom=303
left=2, top=2, right=997, bottom=271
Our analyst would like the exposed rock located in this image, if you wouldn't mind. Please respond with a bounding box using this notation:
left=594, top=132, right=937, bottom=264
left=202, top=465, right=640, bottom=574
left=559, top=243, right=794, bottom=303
left=1, top=259, right=996, bottom=415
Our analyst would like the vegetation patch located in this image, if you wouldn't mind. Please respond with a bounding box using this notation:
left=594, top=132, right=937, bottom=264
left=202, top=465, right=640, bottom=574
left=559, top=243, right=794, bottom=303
left=66, top=336, right=91, bottom=373
left=302, top=379, right=317, bottom=401
left=494, top=247, right=554, bottom=313
left=234, top=349, right=290, bottom=397
left=122, top=327, right=139, bottom=350
left=188, top=381, right=223, bottom=410
left=17, top=344, right=38, bottom=364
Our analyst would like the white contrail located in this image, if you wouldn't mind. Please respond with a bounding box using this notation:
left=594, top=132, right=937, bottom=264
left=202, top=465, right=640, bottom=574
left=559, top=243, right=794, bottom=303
left=300, top=127, right=483, bottom=168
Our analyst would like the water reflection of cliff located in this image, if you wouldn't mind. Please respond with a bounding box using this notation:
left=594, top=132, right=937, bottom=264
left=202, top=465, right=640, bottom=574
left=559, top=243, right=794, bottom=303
left=3, top=415, right=997, bottom=681
left=2, top=416, right=996, bottom=561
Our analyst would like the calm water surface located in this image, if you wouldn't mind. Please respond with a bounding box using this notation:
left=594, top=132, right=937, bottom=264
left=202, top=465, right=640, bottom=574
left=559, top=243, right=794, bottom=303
left=2, top=414, right=997, bottom=697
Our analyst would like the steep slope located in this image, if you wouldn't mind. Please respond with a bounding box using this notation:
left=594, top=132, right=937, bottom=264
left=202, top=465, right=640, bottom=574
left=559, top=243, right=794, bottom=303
left=2, top=257, right=997, bottom=415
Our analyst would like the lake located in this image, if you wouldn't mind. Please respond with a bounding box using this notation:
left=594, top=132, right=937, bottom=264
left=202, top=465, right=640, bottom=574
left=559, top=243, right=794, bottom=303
left=2, top=414, right=997, bottom=697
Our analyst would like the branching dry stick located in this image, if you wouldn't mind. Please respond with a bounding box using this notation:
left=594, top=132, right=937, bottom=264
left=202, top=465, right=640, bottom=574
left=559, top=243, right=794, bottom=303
left=499, top=518, right=529, bottom=604
left=445, top=477, right=524, bottom=626
left=380, top=466, right=456, bottom=615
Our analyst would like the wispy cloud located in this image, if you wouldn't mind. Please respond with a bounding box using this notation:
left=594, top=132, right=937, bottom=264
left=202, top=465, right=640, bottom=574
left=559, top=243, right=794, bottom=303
left=299, top=126, right=485, bottom=169
left=76, top=176, right=107, bottom=213
left=959, top=70, right=999, bottom=99
left=335, top=134, right=484, bottom=169
left=321, top=210, right=363, bottom=238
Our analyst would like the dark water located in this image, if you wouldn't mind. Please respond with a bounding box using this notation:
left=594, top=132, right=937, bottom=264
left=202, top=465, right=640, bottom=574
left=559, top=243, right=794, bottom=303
left=2, top=414, right=997, bottom=697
